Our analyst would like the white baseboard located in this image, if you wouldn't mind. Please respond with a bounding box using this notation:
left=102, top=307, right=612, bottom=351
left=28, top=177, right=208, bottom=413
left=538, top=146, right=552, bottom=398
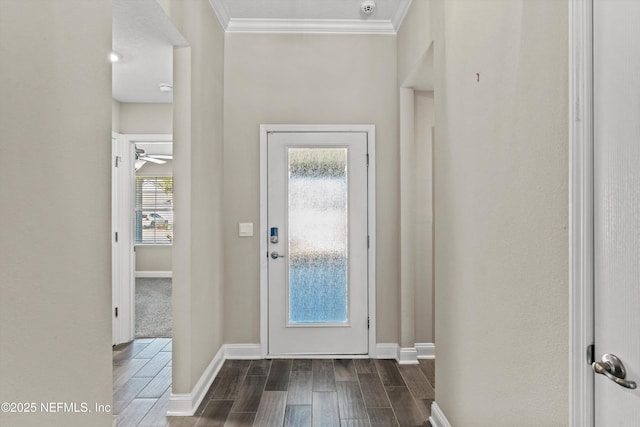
left=166, top=344, right=261, bottom=416
left=398, top=347, right=419, bottom=365
left=375, top=343, right=399, bottom=359
left=250, top=342, right=425, bottom=361
left=376, top=343, right=435, bottom=363
left=136, top=271, right=172, bottom=278
left=167, top=345, right=225, bottom=416
left=224, top=343, right=262, bottom=359
left=429, top=402, right=452, bottom=427
left=416, top=342, right=436, bottom=359
left=166, top=393, right=193, bottom=417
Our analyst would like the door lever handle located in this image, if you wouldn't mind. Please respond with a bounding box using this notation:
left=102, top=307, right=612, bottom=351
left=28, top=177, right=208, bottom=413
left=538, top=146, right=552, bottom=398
left=270, top=251, right=285, bottom=260
left=592, top=354, right=637, bottom=389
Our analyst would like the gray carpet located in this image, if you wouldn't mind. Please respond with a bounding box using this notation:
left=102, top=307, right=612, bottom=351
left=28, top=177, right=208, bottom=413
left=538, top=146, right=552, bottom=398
left=135, top=278, right=172, bottom=338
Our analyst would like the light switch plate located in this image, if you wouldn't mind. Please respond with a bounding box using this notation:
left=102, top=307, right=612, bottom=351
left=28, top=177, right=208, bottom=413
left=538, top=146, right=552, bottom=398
left=239, top=222, right=253, bottom=237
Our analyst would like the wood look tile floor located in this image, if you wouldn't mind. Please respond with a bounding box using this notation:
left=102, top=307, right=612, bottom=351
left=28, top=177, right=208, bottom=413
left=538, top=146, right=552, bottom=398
left=114, top=339, right=435, bottom=427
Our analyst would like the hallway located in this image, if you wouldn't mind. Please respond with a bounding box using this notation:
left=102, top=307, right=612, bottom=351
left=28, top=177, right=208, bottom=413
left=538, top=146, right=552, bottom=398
left=113, top=339, right=435, bottom=426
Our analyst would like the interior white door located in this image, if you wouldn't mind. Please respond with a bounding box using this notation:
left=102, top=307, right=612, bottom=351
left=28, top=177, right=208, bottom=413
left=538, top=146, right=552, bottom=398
left=112, top=135, right=119, bottom=345
left=112, top=133, right=135, bottom=345
left=267, top=131, right=369, bottom=356
left=593, top=0, right=640, bottom=424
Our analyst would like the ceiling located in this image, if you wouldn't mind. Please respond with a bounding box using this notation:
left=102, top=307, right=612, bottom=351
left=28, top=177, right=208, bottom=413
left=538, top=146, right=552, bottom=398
left=136, top=142, right=173, bottom=156
left=113, top=0, right=411, bottom=103
left=112, top=0, right=186, bottom=103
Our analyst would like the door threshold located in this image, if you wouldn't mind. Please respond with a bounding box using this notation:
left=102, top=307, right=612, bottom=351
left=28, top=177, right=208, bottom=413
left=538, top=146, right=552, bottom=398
left=267, top=353, right=370, bottom=359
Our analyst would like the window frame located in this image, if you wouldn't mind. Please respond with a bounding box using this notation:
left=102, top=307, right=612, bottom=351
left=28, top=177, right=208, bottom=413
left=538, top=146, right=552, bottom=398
left=135, top=175, right=174, bottom=246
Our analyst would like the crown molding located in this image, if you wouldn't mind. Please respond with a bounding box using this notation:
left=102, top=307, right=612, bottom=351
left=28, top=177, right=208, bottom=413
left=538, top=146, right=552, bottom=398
left=208, top=0, right=230, bottom=30
left=392, top=0, right=413, bottom=32
left=225, top=18, right=396, bottom=34
left=207, top=0, right=410, bottom=34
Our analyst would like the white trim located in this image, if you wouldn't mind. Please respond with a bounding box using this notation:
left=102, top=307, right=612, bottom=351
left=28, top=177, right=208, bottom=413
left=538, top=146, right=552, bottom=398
left=259, top=124, right=377, bottom=358
left=225, top=18, right=396, bottom=34
left=124, top=134, right=173, bottom=143
left=267, top=354, right=370, bottom=360
left=397, top=347, right=419, bottom=365
left=415, top=343, right=436, bottom=359
left=206, top=1, right=411, bottom=34
left=224, top=344, right=262, bottom=360
left=135, top=271, right=173, bottom=278
left=167, top=345, right=225, bottom=416
left=429, top=402, right=453, bottom=427
left=399, top=87, right=416, bottom=357
left=366, top=127, right=377, bottom=358
left=392, top=0, right=413, bottom=32
left=259, top=128, right=269, bottom=359
left=377, top=343, right=434, bottom=362
left=207, top=0, right=230, bottom=30
left=569, top=1, right=594, bottom=427
left=166, top=394, right=193, bottom=417
left=206, top=0, right=410, bottom=34
left=374, top=343, right=399, bottom=359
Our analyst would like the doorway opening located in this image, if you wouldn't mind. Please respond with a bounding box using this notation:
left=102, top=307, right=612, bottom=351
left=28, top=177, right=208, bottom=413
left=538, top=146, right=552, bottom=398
left=112, top=135, right=174, bottom=343
left=133, top=138, right=174, bottom=340
left=111, top=0, right=187, bottom=423
left=399, top=41, right=436, bottom=362
left=260, top=125, right=377, bottom=357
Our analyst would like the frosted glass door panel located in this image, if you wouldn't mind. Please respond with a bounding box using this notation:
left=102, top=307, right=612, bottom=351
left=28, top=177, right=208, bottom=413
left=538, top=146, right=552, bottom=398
left=288, top=148, right=348, bottom=324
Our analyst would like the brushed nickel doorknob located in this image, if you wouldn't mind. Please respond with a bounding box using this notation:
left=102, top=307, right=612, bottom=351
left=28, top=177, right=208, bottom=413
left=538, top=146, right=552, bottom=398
left=593, top=354, right=637, bottom=389
left=270, top=251, right=285, bottom=260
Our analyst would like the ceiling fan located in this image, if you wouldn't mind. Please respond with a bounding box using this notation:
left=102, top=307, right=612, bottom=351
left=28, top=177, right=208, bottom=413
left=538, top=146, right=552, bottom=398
left=135, top=146, right=173, bottom=170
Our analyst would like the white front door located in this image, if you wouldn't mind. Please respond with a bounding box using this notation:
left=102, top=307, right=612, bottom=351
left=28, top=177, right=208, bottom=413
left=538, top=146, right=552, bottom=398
left=266, top=131, right=369, bottom=356
left=593, top=0, right=640, bottom=423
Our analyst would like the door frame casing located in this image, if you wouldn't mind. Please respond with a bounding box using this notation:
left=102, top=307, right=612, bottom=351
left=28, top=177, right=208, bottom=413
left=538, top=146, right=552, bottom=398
left=569, top=0, right=594, bottom=426
left=259, top=124, right=376, bottom=358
